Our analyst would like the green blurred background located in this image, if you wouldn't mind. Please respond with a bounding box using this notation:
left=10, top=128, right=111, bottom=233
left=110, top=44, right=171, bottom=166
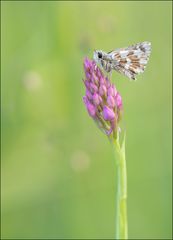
left=1, top=1, right=172, bottom=239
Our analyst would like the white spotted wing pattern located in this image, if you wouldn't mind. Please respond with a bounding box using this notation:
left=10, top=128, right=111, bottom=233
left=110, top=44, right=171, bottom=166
left=93, top=42, right=151, bottom=80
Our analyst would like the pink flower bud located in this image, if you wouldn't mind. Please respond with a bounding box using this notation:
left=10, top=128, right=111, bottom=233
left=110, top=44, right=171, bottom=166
left=83, top=96, right=96, bottom=117
left=84, top=80, right=90, bottom=88
left=87, top=102, right=96, bottom=117
left=90, top=82, right=98, bottom=93
left=86, top=89, right=93, bottom=100
left=108, top=85, right=117, bottom=97
left=99, top=84, right=107, bottom=96
left=107, top=95, right=115, bottom=108
left=115, top=93, right=122, bottom=108
left=84, top=58, right=91, bottom=70
left=103, top=106, right=115, bottom=121
left=93, top=93, right=102, bottom=105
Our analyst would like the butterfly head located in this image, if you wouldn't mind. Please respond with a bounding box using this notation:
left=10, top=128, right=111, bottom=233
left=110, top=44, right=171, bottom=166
left=93, top=50, right=104, bottom=63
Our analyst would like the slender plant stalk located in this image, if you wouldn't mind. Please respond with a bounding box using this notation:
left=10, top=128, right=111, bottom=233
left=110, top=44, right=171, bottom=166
left=82, top=58, right=126, bottom=238
left=112, top=134, right=128, bottom=239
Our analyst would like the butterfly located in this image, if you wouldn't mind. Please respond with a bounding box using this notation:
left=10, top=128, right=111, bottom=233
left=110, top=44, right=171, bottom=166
left=93, top=41, right=151, bottom=80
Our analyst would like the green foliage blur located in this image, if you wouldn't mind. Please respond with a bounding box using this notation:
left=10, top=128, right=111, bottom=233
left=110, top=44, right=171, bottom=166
left=1, top=1, right=172, bottom=239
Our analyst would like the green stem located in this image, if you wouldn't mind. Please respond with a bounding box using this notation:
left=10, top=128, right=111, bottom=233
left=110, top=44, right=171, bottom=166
left=112, top=135, right=128, bottom=239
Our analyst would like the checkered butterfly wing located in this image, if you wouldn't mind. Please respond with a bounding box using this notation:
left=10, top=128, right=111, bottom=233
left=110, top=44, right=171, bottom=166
left=109, top=42, right=151, bottom=80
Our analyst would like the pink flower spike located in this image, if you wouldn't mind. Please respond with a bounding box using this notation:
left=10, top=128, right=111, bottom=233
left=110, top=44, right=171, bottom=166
left=82, top=58, right=123, bottom=136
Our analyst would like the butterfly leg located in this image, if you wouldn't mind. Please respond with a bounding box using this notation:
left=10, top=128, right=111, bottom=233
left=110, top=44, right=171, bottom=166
left=108, top=70, right=112, bottom=81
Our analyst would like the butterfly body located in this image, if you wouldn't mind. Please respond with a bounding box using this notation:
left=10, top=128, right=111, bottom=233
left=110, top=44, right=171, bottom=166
left=93, top=42, right=151, bottom=80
